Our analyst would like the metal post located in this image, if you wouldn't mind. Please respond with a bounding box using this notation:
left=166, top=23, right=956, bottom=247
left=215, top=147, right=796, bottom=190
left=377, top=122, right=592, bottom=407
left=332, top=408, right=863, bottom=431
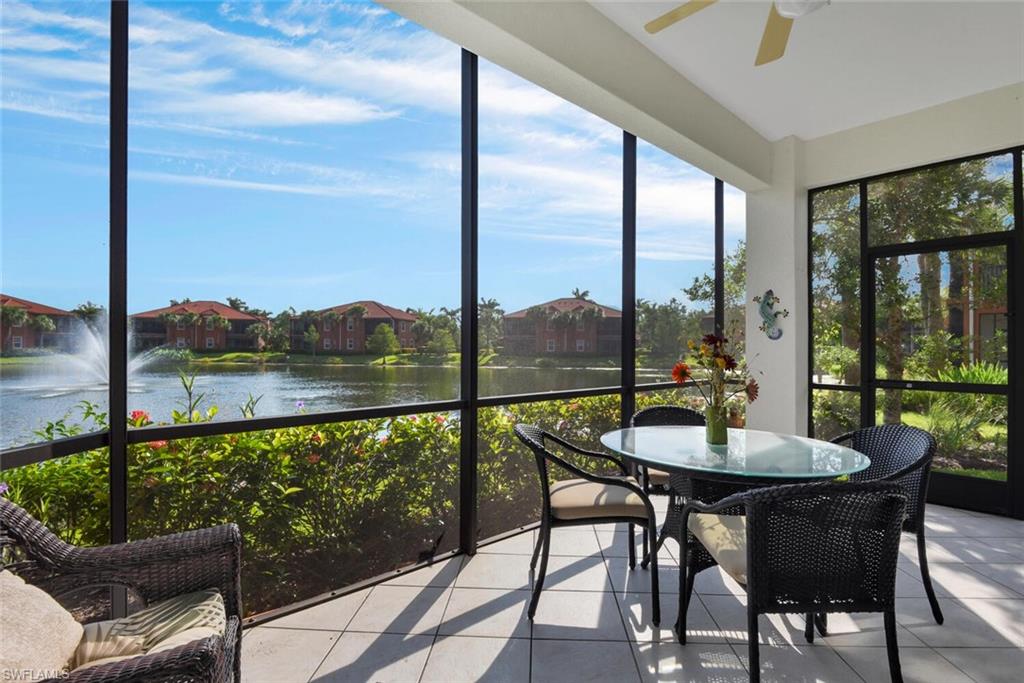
left=621, top=132, right=637, bottom=427
left=108, top=0, right=129, bottom=619
left=459, top=49, right=479, bottom=553
left=1010, top=149, right=1023, bottom=518
left=109, top=0, right=128, bottom=547
left=859, top=181, right=876, bottom=428
left=714, top=178, right=725, bottom=338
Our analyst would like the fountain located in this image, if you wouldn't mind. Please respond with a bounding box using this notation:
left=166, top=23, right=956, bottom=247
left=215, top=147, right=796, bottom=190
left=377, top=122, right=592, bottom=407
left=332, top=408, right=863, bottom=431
left=4, top=319, right=166, bottom=399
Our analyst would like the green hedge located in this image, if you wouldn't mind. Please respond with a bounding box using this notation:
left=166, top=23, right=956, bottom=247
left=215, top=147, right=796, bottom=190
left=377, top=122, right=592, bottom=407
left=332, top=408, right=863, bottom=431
left=3, top=389, right=701, bottom=615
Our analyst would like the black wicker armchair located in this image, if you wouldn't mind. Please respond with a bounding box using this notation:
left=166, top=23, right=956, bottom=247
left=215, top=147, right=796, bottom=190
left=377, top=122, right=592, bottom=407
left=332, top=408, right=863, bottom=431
left=833, top=424, right=943, bottom=625
left=514, top=424, right=660, bottom=625
left=679, top=481, right=907, bottom=683
left=0, top=498, right=242, bottom=683
left=630, top=405, right=705, bottom=559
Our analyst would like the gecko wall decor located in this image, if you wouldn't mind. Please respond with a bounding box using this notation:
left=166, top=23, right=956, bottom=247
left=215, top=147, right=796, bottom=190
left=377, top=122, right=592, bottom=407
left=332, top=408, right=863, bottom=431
left=753, top=289, right=789, bottom=341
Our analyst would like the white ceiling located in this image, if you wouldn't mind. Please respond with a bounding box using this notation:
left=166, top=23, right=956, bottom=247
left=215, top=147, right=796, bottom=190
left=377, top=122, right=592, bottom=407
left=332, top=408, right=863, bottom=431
left=592, top=1, right=1024, bottom=141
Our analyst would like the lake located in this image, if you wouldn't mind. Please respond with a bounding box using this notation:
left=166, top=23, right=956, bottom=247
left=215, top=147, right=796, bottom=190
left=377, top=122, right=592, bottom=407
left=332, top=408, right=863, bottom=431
left=1, top=361, right=668, bottom=448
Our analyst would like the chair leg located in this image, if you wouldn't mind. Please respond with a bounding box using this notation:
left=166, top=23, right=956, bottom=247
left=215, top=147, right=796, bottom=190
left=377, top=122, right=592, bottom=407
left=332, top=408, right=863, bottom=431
left=628, top=523, right=636, bottom=570
left=529, top=528, right=543, bottom=571
left=748, top=605, right=760, bottom=683
left=648, top=517, right=660, bottom=626
left=884, top=609, right=903, bottom=683
left=916, top=531, right=944, bottom=625
left=528, top=523, right=551, bottom=620
left=814, top=612, right=829, bottom=636
left=804, top=612, right=814, bottom=643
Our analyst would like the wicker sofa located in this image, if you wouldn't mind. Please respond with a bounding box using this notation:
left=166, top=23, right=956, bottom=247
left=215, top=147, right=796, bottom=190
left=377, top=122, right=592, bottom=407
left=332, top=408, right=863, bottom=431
left=0, top=498, right=242, bottom=682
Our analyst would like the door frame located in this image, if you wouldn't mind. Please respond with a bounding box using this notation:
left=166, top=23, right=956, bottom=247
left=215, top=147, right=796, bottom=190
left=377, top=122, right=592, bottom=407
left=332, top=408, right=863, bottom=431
left=808, top=147, right=1023, bottom=519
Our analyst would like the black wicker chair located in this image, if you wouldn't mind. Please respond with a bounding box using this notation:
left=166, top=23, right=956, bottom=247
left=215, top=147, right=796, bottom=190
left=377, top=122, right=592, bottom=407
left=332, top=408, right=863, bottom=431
left=832, top=424, right=943, bottom=625
left=0, top=498, right=242, bottom=683
left=679, top=481, right=907, bottom=683
left=514, top=424, right=660, bottom=625
left=630, top=405, right=705, bottom=559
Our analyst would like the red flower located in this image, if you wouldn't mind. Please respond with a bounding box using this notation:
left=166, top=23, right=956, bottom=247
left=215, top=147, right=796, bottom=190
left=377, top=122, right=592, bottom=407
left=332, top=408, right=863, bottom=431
left=672, top=362, right=691, bottom=385
left=147, top=440, right=168, bottom=450
left=306, top=454, right=321, bottom=464
left=434, top=415, right=445, bottom=424
left=310, top=433, right=322, bottom=444
left=129, top=409, right=151, bottom=426
left=702, top=334, right=726, bottom=348
left=723, top=354, right=738, bottom=371
left=746, top=380, right=760, bottom=403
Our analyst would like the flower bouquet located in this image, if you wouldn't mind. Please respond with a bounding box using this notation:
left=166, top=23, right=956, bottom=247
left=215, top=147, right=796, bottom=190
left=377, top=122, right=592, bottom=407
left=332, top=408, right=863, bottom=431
left=672, top=334, right=759, bottom=445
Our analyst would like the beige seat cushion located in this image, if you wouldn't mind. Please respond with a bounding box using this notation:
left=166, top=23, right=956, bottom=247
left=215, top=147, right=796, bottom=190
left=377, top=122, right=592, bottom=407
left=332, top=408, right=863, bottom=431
left=0, top=569, right=83, bottom=678
left=549, top=477, right=647, bottom=520
left=646, top=468, right=671, bottom=487
left=73, top=588, right=226, bottom=671
left=687, top=513, right=748, bottom=585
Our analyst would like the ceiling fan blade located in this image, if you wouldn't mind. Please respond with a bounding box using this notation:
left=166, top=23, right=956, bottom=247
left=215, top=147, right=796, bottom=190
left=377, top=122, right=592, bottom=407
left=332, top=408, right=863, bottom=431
left=644, top=0, right=718, bottom=34
left=754, top=4, right=794, bottom=66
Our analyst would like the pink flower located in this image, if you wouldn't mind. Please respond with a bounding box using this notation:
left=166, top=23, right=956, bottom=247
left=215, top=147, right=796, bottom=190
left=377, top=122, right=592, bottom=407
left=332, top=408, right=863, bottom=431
left=434, top=415, right=445, bottom=424
left=147, top=440, right=168, bottom=450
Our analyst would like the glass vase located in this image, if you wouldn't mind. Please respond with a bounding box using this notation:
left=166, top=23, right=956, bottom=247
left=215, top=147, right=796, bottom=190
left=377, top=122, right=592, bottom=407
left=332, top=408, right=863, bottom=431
left=705, top=404, right=728, bottom=445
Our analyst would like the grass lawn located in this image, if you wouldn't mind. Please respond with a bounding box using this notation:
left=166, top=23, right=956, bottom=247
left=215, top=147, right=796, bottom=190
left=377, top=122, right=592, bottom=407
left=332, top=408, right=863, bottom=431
left=0, top=355, right=50, bottom=365
left=188, top=351, right=462, bottom=367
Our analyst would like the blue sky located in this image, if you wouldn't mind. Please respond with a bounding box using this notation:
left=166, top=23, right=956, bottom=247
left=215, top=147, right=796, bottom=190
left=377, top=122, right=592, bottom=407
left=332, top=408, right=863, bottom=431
left=1, top=0, right=744, bottom=317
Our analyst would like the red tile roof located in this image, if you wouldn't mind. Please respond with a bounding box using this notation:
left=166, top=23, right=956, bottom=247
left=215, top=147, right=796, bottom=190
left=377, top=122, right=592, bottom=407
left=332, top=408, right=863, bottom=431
left=0, top=293, right=73, bottom=317
left=320, top=301, right=418, bottom=322
left=504, top=297, right=621, bottom=319
left=131, top=300, right=264, bottom=321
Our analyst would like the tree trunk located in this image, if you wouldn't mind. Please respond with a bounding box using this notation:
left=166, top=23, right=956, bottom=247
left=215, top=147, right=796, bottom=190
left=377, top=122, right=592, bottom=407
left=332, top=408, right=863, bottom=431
left=947, top=251, right=966, bottom=367
left=877, top=256, right=905, bottom=424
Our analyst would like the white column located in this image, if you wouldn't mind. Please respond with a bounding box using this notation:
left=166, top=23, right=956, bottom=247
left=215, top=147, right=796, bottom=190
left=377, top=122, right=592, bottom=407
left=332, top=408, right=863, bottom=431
left=744, top=137, right=808, bottom=435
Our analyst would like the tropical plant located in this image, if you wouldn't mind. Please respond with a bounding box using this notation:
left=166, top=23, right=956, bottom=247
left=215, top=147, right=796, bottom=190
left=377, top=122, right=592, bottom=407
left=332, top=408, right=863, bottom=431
left=1, top=305, right=29, bottom=347
left=477, top=298, right=504, bottom=353
left=72, top=301, right=106, bottom=330
left=303, top=324, right=320, bottom=356
left=367, top=323, right=400, bottom=364
left=30, top=314, right=56, bottom=335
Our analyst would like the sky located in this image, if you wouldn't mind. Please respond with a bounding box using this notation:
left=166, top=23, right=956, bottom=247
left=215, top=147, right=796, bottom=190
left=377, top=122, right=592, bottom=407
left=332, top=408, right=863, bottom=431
left=1, top=0, right=745, bottom=317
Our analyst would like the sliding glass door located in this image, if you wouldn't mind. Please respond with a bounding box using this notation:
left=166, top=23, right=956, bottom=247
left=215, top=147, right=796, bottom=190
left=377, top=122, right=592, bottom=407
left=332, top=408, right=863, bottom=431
left=811, top=149, right=1021, bottom=516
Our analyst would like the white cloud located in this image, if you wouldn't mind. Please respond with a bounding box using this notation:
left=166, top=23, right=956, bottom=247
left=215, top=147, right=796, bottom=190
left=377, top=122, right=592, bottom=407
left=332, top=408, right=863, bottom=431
left=158, top=89, right=399, bottom=127
left=0, top=28, right=82, bottom=52
left=0, top=2, right=108, bottom=37
left=129, top=169, right=407, bottom=200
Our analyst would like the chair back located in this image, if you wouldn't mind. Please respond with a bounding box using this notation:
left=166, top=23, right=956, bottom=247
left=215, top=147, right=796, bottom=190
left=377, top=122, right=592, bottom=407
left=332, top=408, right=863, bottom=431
left=832, top=424, right=935, bottom=531
left=513, top=424, right=558, bottom=517
left=1, top=497, right=72, bottom=570
left=631, top=405, right=705, bottom=427
left=743, top=481, right=906, bottom=615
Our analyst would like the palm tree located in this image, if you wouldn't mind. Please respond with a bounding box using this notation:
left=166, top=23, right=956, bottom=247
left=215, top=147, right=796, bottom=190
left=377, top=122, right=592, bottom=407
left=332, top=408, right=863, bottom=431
left=73, top=301, right=105, bottom=331
left=1, top=306, right=29, bottom=349
left=571, top=288, right=590, bottom=301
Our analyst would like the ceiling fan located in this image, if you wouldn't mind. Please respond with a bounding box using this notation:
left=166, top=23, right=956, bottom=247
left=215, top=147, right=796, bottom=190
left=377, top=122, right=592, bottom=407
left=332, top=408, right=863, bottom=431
left=644, top=0, right=830, bottom=66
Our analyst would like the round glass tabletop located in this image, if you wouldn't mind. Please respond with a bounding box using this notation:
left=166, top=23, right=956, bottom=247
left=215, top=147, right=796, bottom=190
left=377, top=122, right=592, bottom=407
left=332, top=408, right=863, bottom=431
left=600, top=426, right=870, bottom=480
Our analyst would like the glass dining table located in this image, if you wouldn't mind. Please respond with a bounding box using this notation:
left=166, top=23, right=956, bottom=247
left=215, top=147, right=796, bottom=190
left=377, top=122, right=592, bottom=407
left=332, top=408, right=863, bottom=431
left=600, top=425, right=871, bottom=627
left=599, top=426, right=871, bottom=486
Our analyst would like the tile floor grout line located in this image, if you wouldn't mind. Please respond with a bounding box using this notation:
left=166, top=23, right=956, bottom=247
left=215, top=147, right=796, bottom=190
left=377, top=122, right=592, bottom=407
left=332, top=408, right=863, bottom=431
left=932, top=644, right=985, bottom=683
left=593, top=523, right=645, bottom=682
left=304, top=627, right=348, bottom=683
left=827, top=641, right=872, bottom=683
left=415, top=576, right=459, bottom=683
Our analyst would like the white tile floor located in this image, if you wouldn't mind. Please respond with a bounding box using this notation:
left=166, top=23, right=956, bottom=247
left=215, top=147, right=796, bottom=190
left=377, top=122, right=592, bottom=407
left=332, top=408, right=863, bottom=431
left=242, top=502, right=1024, bottom=682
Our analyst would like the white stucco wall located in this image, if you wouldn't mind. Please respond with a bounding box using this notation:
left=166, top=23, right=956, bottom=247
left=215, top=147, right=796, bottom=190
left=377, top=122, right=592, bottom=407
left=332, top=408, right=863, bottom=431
left=744, top=138, right=809, bottom=434
left=744, top=85, right=1023, bottom=435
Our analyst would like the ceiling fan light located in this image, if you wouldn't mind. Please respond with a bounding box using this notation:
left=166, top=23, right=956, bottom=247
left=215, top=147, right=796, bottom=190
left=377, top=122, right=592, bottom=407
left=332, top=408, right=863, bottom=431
left=774, top=0, right=830, bottom=20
